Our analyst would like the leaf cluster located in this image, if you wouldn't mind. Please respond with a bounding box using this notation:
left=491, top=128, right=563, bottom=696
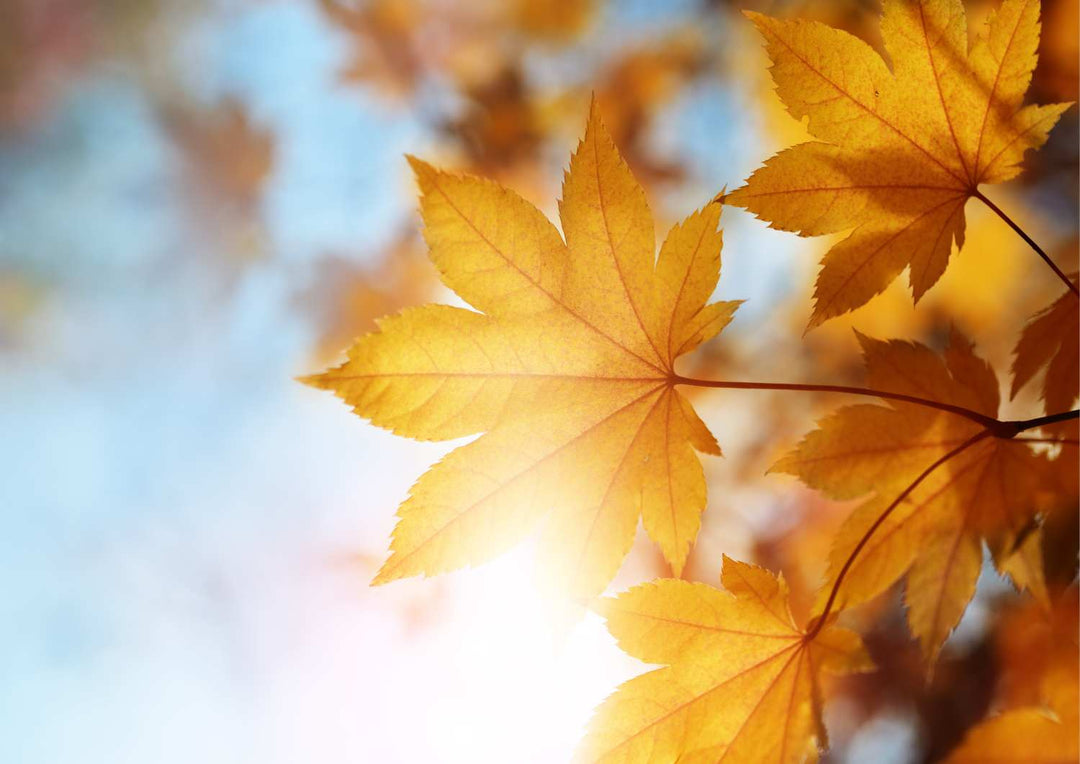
left=306, top=0, right=1077, bottom=760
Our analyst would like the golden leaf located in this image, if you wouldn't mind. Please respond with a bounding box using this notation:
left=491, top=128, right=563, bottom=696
left=727, top=0, right=1072, bottom=326
left=577, top=556, right=871, bottom=763
left=305, top=102, right=740, bottom=600
left=775, top=329, right=1073, bottom=659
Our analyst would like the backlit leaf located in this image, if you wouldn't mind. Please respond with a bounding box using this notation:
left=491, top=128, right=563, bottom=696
left=727, top=0, right=1072, bottom=326
left=577, top=556, right=871, bottom=763
left=305, top=102, right=740, bottom=599
left=775, top=329, right=1073, bottom=659
left=1011, top=275, right=1080, bottom=414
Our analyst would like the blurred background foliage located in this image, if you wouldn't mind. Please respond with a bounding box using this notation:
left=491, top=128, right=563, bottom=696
left=1, top=1, right=1075, bottom=762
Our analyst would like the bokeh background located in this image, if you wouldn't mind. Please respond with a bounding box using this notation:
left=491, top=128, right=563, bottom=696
left=1, top=1, right=1076, bottom=762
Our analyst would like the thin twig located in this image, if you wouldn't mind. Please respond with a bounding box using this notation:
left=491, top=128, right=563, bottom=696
left=973, top=190, right=1078, bottom=297
left=1005, top=409, right=1080, bottom=433
left=673, top=376, right=1001, bottom=430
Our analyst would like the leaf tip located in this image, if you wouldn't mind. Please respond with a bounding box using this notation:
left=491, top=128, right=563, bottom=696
left=296, top=372, right=330, bottom=390
left=370, top=559, right=399, bottom=587
left=722, top=185, right=749, bottom=209
left=802, top=312, right=823, bottom=335
left=589, top=595, right=615, bottom=620
left=765, top=452, right=796, bottom=477
left=851, top=328, right=877, bottom=352
left=405, top=153, right=435, bottom=182
left=583, top=93, right=610, bottom=145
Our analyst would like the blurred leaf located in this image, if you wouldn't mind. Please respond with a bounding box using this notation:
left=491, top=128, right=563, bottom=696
left=302, top=237, right=435, bottom=364
left=512, top=0, right=595, bottom=41
left=319, top=0, right=423, bottom=95
left=443, top=64, right=545, bottom=173
left=0, top=271, right=46, bottom=349
left=594, top=29, right=710, bottom=185
left=946, top=588, right=1079, bottom=762
left=0, top=0, right=93, bottom=132
left=1034, top=0, right=1080, bottom=103
left=167, top=97, right=275, bottom=209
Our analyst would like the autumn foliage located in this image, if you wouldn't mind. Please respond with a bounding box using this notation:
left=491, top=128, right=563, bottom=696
left=304, top=0, right=1078, bottom=760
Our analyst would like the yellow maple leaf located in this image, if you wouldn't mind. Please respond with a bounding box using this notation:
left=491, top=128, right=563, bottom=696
left=726, top=0, right=1072, bottom=326
left=305, top=102, right=741, bottom=600
left=577, top=556, right=871, bottom=763
left=1011, top=275, right=1080, bottom=415
left=774, top=329, right=1074, bottom=659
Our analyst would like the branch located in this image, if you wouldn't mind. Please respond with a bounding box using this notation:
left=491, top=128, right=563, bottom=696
left=1007, top=408, right=1080, bottom=433
left=973, top=190, right=1078, bottom=297
left=673, top=376, right=1001, bottom=430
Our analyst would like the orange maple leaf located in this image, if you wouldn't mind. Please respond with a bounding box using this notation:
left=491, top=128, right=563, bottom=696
left=305, top=102, right=740, bottom=601
left=727, top=0, right=1072, bottom=326
left=577, top=556, right=871, bottom=763
left=774, top=329, right=1075, bottom=659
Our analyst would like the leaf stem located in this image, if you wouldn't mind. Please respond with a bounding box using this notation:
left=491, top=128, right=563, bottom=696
left=804, top=430, right=992, bottom=642
left=1005, top=408, right=1080, bottom=433
left=673, top=376, right=1001, bottom=429
left=973, top=190, right=1078, bottom=297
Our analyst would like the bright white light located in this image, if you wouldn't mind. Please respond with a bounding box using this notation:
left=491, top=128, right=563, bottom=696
left=256, top=544, right=640, bottom=764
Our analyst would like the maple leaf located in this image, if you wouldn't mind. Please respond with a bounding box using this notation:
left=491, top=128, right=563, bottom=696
left=726, top=0, right=1073, bottom=326
left=945, top=588, right=1079, bottom=762
left=1011, top=275, right=1080, bottom=415
left=577, top=556, right=871, bottom=763
left=773, top=329, right=1074, bottom=659
left=304, top=102, right=740, bottom=600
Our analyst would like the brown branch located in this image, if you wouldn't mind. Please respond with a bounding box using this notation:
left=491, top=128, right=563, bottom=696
left=1006, top=408, right=1080, bottom=433
left=674, top=376, right=1001, bottom=430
